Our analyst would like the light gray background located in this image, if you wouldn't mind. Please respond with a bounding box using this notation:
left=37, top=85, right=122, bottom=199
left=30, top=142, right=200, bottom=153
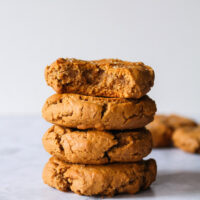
left=0, top=0, right=200, bottom=115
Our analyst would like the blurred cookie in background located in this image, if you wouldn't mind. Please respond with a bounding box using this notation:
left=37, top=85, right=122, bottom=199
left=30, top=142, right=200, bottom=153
left=147, top=114, right=197, bottom=148
left=146, top=115, right=173, bottom=147
left=173, top=125, right=200, bottom=154
left=167, top=114, right=197, bottom=129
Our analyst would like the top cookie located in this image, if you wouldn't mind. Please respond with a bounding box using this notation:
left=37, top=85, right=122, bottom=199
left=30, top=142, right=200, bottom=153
left=45, top=58, right=154, bottom=98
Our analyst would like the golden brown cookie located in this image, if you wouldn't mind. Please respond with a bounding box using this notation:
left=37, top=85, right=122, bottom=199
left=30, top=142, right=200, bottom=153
left=42, top=157, right=157, bottom=196
left=45, top=58, right=154, bottom=98
left=42, top=93, right=156, bottom=130
left=146, top=115, right=173, bottom=147
left=42, top=125, right=152, bottom=164
left=172, top=126, right=200, bottom=154
left=167, top=114, right=197, bottom=129
left=146, top=114, right=197, bottom=148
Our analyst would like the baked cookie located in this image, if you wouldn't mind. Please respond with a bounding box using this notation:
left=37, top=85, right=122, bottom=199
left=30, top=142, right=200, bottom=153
left=172, top=126, right=200, bottom=154
left=42, top=93, right=156, bottom=130
left=45, top=58, right=154, bottom=98
left=42, top=125, right=152, bottom=164
left=42, top=157, right=157, bottom=196
left=146, top=114, right=197, bottom=148
left=146, top=115, right=173, bottom=147
left=167, top=114, right=197, bottom=129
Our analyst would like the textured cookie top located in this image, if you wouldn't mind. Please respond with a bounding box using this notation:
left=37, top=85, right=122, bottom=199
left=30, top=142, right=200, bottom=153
left=42, top=93, right=156, bottom=130
left=45, top=58, right=154, bottom=98
left=43, top=156, right=157, bottom=196
left=42, top=125, right=152, bottom=164
left=50, top=58, right=152, bottom=71
left=94, top=58, right=152, bottom=69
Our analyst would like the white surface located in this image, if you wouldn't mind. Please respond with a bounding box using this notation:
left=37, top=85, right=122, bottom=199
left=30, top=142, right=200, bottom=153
left=0, top=116, right=200, bottom=200
left=0, top=0, right=200, bottom=115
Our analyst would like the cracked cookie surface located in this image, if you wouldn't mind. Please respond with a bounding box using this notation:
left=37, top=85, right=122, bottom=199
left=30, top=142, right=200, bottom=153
left=42, top=157, right=157, bottom=196
left=45, top=58, right=154, bottom=98
left=42, top=93, right=156, bottom=130
left=173, top=125, right=200, bottom=154
left=147, top=114, right=197, bottom=147
left=42, top=125, right=152, bottom=164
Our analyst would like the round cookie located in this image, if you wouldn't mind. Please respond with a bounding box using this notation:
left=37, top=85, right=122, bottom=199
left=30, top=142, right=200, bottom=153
left=146, top=114, right=197, bottom=148
left=42, top=93, right=156, bottom=130
left=146, top=115, right=173, bottom=147
left=42, top=157, right=157, bottom=197
left=42, top=125, right=152, bottom=164
left=45, top=58, right=154, bottom=98
left=172, top=126, right=200, bottom=154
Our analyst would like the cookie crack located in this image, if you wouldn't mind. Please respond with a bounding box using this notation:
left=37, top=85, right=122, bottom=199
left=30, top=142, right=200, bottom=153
left=114, top=179, right=136, bottom=195
left=53, top=112, right=74, bottom=121
left=101, top=104, right=108, bottom=119
left=54, top=133, right=64, bottom=152
left=102, top=134, right=119, bottom=161
left=53, top=163, right=71, bottom=191
left=122, top=111, right=137, bottom=125
left=46, top=98, right=65, bottom=107
left=101, top=170, right=137, bottom=196
left=80, top=106, right=84, bottom=118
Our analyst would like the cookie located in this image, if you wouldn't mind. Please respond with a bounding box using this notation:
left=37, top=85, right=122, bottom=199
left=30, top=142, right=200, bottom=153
left=42, top=125, right=152, bottom=164
left=147, top=114, right=197, bottom=148
left=42, top=157, right=157, bottom=196
left=45, top=58, right=154, bottom=98
left=167, top=114, right=197, bottom=129
left=146, top=115, right=173, bottom=147
left=172, top=126, right=200, bottom=153
left=42, top=93, right=156, bottom=130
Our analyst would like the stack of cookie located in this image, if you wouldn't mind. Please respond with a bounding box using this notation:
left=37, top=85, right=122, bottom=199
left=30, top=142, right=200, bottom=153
left=42, top=58, right=157, bottom=196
